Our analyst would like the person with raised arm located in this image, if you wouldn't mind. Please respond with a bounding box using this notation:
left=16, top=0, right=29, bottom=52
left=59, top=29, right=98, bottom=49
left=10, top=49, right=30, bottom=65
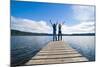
left=58, top=21, right=65, bottom=41
left=50, top=20, right=57, bottom=41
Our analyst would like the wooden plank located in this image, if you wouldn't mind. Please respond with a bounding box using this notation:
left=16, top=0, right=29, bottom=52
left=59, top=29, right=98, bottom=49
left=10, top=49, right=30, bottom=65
left=40, top=50, right=76, bottom=53
left=25, top=57, right=88, bottom=65
left=25, top=41, right=88, bottom=65
left=36, top=52, right=79, bottom=55
left=32, top=53, right=82, bottom=59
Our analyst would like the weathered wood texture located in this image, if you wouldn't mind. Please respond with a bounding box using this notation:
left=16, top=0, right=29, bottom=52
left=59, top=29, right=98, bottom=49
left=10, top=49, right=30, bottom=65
left=25, top=41, right=88, bottom=65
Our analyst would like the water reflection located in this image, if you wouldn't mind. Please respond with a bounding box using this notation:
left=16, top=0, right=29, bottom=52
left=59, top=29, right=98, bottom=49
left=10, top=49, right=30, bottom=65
left=63, top=36, right=95, bottom=61
left=11, top=36, right=95, bottom=65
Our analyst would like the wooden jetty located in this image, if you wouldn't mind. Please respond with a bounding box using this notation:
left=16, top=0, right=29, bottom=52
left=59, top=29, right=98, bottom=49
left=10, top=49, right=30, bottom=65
left=25, top=41, right=88, bottom=65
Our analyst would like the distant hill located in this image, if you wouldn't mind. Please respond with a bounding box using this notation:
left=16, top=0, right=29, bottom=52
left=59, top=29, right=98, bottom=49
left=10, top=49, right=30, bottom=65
left=11, top=29, right=95, bottom=36
left=11, top=30, right=52, bottom=36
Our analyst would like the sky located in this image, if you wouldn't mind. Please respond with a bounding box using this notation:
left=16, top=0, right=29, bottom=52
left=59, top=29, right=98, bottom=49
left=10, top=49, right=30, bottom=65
left=11, top=1, right=96, bottom=34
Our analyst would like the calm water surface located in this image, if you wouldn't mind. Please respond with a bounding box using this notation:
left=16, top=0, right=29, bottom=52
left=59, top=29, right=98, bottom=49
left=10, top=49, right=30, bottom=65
left=11, top=36, right=95, bottom=65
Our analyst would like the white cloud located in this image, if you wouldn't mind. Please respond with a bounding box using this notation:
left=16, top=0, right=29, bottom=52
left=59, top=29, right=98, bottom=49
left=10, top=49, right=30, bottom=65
left=60, top=5, right=95, bottom=34
left=72, top=5, right=95, bottom=21
left=11, top=16, right=95, bottom=34
left=62, top=21, right=95, bottom=34
left=11, top=16, right=52, bottom=33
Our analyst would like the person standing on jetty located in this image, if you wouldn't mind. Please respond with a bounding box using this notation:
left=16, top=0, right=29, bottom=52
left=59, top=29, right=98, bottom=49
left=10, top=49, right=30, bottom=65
left=50, top=20, right=57, bottom=41
left=58, top=22, right=65, bottom=41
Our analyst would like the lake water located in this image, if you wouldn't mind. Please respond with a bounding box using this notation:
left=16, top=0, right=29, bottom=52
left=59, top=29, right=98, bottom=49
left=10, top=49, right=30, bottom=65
left=11, top=36, right=95, bottom=65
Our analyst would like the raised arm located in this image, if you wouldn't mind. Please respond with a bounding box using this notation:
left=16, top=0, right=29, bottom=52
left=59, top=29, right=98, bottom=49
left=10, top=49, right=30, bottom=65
left=62, top=21, right=65, bottom=25
left=55, top=21, right=58, bottom=25
left=50, top=20, right=53, bottom=25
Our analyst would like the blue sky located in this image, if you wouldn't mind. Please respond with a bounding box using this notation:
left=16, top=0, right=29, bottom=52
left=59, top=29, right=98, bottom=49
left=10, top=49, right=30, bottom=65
left=11, top=1, right=95, bottom=34
left=11, top=1, right=78, bottom=25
